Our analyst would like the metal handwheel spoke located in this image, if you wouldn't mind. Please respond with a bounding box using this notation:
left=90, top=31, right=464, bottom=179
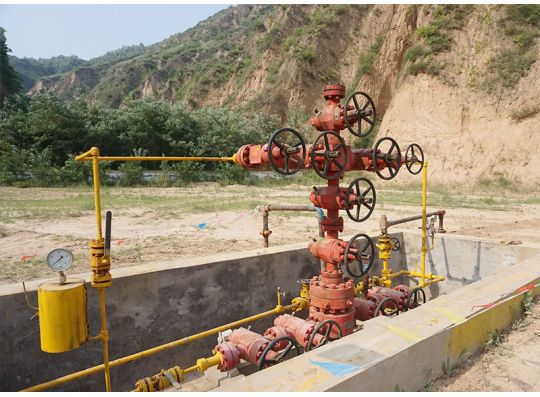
left=405, top=143, right=424, bottom=175
left=372, top=137, right=402, bottom=180
left=257, top=336, right=300, bottom=370
left=344, top=91, right=377, bottom=137
left=306, top=320, right=343, bottom=351
left=343, top=233, right=375, bottom=277
left=345, top=177, right=376, bottom=223
left=310, top=131, right=348, bottom=180
left=268, top=127, right=306, bottom=176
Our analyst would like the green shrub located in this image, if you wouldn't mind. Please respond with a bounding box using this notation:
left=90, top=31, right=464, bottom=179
left=295, top=46, right=316, bottom=61
left=251, top=18, right=266, bottom=32
left=266, top=61, right=282, bottom=84
left=351, top=34, right=385, bottom=89
left=510, top=105, right=540, bottom=121
left=409, top=60, right=430, bottom=76
left=405, top=45, right=425, bottom=62
left=487, top=48, right=535, bottom=89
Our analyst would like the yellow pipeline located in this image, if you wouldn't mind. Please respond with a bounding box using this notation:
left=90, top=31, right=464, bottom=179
left=21, top=301, right=301, bottom=392
left=72, top=147, right=238, bottom=391
left=99, top=289, right=112, bottom=392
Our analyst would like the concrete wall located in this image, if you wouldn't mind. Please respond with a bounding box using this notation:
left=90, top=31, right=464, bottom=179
left=1, top=232, right=539, bottom=392
left=0, top=243, right=321, bottom=392
left=400, top=231, right=540, bottom=298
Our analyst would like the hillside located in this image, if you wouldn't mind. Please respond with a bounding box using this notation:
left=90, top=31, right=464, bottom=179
left=26, top=4, right=540, bottom=186
left=11, top=43, right=146, bottom=91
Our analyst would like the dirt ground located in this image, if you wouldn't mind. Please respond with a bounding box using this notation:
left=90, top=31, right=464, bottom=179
left=1, top=183, right=540, bottom=284
left=428, top=297, right=540, bottom=392
left=1, top=182, right=540, bottom=391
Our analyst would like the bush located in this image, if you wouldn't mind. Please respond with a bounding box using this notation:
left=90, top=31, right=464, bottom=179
left=510, top=105, right=539, bottom=121
left=405, top=45, right=425, bottom=62
left=487, top=48, right=535, bottom=88
left=295, top=46, right=316, bottom=61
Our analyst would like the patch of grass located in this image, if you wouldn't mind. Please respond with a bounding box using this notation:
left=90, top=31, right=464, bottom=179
left=350, top=34, right=385, bottom=90
left=405, top=45, right=425, bottom=63
left=294, top=46, right=316, bottom=62
left=486, top=329, right=505, bottom=347
left=256, top=27, right=279, bottom=52
left=481, top=5, right=540, bottom=93
left=521, top=292, right=534, bottom=315
left=476, top=172, right=515, bottom=190
left=511, top=105, right=540, bottom=122
left=484, top=48, right=536, bottom=91
left=406, top=5, right=472, bottom=76
left=0, top=224, right=8, bottom=238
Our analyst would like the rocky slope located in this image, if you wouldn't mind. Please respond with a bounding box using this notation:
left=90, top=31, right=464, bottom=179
left=27, top=4, right=540, bottom=186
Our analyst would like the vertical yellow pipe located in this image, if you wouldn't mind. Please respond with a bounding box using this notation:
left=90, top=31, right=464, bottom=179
left=91, top=147, right=111, bottom=391
left=91, top=147, right=103, bottom=241
left=99, top=288, right=112, bottom=392
left=420, top=161, right=428, bottom=288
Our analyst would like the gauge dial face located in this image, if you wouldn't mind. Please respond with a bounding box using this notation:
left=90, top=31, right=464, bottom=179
left=46, top=248, right=73, bottom=272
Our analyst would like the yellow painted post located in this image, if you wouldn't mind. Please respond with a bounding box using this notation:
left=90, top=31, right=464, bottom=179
left=91, top=147, right=103, bottom=241
left=420, top=161, right=428, bottom=288
left=99, top=288, right=112, bottom=392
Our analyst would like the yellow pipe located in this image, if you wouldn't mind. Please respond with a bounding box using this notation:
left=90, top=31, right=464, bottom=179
left=420, top=161, right=428, bottom=288
left=384, top=270, right=409, bottom=280
left=79, top=155, right=236, bottom=163
left=99, top=289, right=112, bottom=392
left=21, top=302, right=300, bottom=392
left=91, top=148, right=103, bottom=241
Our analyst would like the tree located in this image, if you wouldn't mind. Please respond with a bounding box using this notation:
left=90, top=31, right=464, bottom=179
left=0, top=27, right=21, bottom=107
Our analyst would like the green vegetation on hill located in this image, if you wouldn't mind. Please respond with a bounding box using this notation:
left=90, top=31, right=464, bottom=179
left=482, top=5, right=540, bottom=93
left=405, top=5, right=473, bottom=76
left=11, top=44, right=147, bottom=92
left=10, top=55, right=87, bottom=91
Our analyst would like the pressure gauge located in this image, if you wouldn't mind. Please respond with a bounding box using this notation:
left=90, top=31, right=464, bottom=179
left=46, top=248, right=73, bottom=272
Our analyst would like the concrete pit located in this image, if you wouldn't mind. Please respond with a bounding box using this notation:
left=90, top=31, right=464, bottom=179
left=1, top=230, right=539, bottom=392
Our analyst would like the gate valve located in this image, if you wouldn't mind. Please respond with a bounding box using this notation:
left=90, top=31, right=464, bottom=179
left=272, top=314, right=322, bottom=350
left=308, top=237, right=348, bottom=265
left=404, top=287, right=426, bottom=311
left=267, top=127, right=306, bottom=176
left=404, top=143, right=424, bottom=175
left=305, top=319, right=343, bottom=351
left=343, top=91, right=377, bottom=137
left=368, top=285, right=410, bottom=312
left=376, top=235, right=393, bottom=260
left=371, top=137, right=402, bottom=180
left=309, top=186, right=348, bottom=210
left=310, top=83, right=349, bottom=132
left=344, top=177, right=376, bottom=223
left=353, top=295, right=381, bottom=321
left=228, top=327, right=272, bottom=366
left=342, top=233, right=376, bottom=278
left=310, top=131, right=349, bottom=180
left=263, top=326, right=292, bottom=350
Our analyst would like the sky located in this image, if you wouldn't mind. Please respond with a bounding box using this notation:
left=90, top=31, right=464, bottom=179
left=0, top=4, right=231, bottom=59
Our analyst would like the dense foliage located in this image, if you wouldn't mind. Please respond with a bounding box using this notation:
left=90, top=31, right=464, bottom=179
left=0, top=92, right=280, bottom=186
left=0, top=28, right=21, bottom=107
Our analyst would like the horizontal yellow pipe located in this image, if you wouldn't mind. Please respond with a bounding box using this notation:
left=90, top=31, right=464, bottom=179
left=78, top=155, right=235, bottom=162
left=384, top=270, right=410, bottom=279
left=21, top=302, right=298, bottom=392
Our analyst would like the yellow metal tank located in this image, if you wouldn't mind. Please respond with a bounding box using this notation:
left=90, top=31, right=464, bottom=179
left=38, top=279, right=88, bottom=353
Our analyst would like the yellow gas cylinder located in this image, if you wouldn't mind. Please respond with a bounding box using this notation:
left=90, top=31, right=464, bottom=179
left=38, top=278, right=88, bottom=353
